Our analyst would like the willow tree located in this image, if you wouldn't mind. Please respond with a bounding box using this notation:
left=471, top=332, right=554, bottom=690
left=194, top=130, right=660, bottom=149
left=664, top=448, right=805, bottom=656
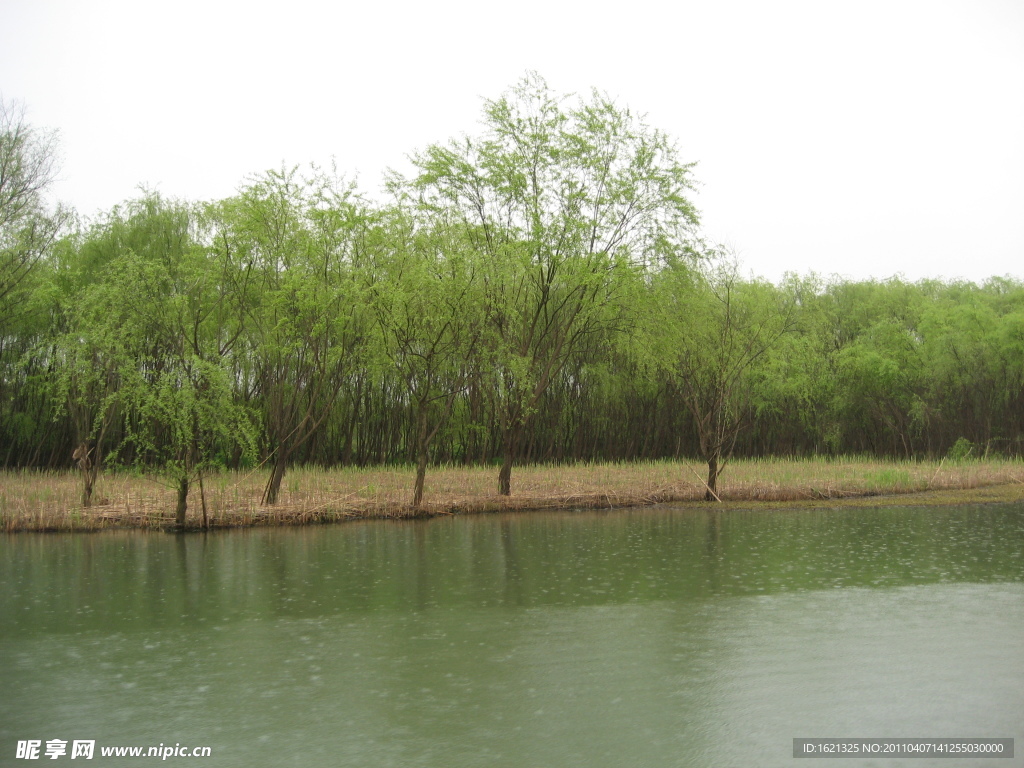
left=217, top=167, right=371, bottom=504
left=365, top=209, right=484, bottom=506
left=48, top=229, right=124, bottom=504
left=399, top=73, right=699, bottom=495
left=0, top=99, right=70, bottom=327
left=655, top=256, right=797, bottom=500
left=81, top=195, right=256, bottom=527
left=917, top=282, right=1024, bottom=454
left=0, top=100, right=71, bottom=466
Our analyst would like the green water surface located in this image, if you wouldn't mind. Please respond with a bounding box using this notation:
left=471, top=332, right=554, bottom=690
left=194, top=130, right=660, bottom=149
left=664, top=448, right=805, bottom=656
left=2, top=504, right=1023, bottom=767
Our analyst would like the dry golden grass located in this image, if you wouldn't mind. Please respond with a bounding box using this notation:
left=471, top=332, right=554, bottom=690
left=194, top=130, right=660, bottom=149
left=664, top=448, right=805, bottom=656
left=2, top=456, right=1023, bottom=532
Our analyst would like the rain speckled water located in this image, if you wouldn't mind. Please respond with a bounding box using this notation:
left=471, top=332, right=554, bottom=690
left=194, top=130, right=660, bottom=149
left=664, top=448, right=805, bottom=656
left=2, top=503, right=1023, bottom=767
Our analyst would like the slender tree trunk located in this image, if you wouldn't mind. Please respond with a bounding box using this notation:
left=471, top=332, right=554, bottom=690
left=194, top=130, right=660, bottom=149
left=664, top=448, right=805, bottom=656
left=705, top=452, right=720, bottom=501
left=175, top=476, right=189, bottom=529
left=413, top=452, right=428, bottom=508
left=82, top=468, right=94, bottom=508
left=263, top=450, right=289, bottom=505
left=342, top=380, right=363, bottom=466
left=498, top=455, right=513, bottom=496
left=84, top=446, right=103, bottom=506
left=73, top=442, right=97, bottom=507
left=412, top=405, right=429, bottom=508
left=498, top=427, right=520, bottom=496
left=198, top=470, right=209, bottom=530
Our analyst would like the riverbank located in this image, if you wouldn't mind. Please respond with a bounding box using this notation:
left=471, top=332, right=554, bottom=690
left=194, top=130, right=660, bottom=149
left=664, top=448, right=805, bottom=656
left=2, top=457, right=1023, bottom=532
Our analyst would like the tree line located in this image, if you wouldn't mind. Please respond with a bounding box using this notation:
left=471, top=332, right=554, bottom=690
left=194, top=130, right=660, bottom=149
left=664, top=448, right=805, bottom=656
left=2, top=77, right=1022, bottom=517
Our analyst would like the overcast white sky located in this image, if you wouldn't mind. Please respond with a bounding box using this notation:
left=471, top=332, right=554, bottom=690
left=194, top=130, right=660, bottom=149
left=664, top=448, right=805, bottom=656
left=2, top=0, right=1022, bottom=283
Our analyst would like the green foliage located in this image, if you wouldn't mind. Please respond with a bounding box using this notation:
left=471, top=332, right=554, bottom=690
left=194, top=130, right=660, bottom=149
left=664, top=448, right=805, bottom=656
left=2, top=76, right=1024, bottom=483
left=213, top=166, right=372, bottom=503
left=363, top=207, right=487, bottom=504
left=0, top=99, right=71, bottom=328
left=651, top=252, right=798, bottom=493
left=58, top=195, right=259, bottom=495
left=947, top=438, right=974, bottom=462
left=396, top=73, right=701, bottom=493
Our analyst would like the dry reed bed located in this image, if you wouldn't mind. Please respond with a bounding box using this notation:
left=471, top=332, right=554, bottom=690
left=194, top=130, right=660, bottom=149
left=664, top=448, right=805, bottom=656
left=2, top=457, right=1023, bottom=532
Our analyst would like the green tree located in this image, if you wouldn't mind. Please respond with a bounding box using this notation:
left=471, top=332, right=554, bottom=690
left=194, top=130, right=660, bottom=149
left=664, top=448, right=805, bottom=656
left=655, top=256, right=797, bottom=499
left=217, top=167, right=371, bottom=504
left=918, top=279, right=1024, bottom=454
left=80, top=195, right=256, bottom=527
left=400, top=73, right=699, bottom=494
left=0, top=99, right=72, bottom=466
left=48, top=229, right=123, bottom=505
left=0, top=99, right=70, bottom=326
left=365, top=209, right=485, bottom=506
left=826, top=279, right=928, bottom=456
left=744, top=273, right=835, bottom=455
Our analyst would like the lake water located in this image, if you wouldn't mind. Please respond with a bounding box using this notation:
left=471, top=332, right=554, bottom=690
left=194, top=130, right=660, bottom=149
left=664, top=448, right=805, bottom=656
left=2, top=503, right=1023, bottom=767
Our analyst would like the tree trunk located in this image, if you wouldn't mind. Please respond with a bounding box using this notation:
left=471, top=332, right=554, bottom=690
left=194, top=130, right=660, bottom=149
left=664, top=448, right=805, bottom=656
left=412, top=406, right=429, bottom=508
left=198, top=470, right=209, bottom=530
left=263, top=452, right=289, bottom=505
left=85, top=446, right=102, bottom=507
left=73, top=442, right=96, bottom=507
left=498, top=427, right=520, bottom=496
left=705, top=453, right=720, bottom=502
left=498, top=455, right=513, bottom=496
left=413, top=452, right=428, bottom=508
left=82, top=468, right=94, bottom=508
left=342, top=380, right=363, bottom=465
left=175, top=476, right=189, bottom=529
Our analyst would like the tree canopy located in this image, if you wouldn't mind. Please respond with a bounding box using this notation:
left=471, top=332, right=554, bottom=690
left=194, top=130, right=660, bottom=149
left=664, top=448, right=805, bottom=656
left=2, top=80, right=1022, bottom=511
